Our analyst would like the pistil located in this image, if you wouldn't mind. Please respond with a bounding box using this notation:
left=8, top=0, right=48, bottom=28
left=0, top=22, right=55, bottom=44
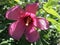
left=25, top=17, right=31, bottom=26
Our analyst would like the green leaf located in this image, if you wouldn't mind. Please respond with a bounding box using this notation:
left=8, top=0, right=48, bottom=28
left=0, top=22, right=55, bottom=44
left=47, top=18, right=60, bottom=32
left=36, top=39, right=43, bottom=45
left=0, top=40, right=8, bottom=45
left=0, top=24, right=5, bottom=30
left=14, top=0, right=20, bottom=2
left=14, top=0, right=25, bottom=5
left=18, top=36, right=31, bottom=45
left=43, top=0, right=60, bottom=19
left=43, top=7, right=60, bottom=19
left=44, top=0, right=58, bottom=7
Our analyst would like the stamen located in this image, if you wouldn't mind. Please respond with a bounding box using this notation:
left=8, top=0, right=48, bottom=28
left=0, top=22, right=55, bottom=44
left=25, top=17, right=31, bottom=26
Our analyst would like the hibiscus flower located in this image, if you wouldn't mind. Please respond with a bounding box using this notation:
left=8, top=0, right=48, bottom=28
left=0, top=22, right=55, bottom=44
left=6, top=3, right=49, bottom=42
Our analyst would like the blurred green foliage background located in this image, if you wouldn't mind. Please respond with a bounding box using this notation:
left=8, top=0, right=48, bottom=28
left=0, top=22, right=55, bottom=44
left=0, top=0, right=60, bottom=45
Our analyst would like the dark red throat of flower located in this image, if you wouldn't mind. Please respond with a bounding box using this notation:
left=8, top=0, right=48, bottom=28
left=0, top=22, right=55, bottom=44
left=24, top=16, right=33, bottom=26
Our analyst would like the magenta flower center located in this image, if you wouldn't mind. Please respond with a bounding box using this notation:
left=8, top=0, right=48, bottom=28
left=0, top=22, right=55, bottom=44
left=24, top=16, right=33, bottom=26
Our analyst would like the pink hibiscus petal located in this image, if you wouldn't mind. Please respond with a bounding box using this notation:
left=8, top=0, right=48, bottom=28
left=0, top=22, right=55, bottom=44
left=6, top=5, right=24, bottom=20
left=36, top=18, right=49, bottom=30
left=25, top=12, right=36, bottom=18
left=33, top=17, right=37, bottom=27
left=25, top=24, right=39, bottom=42
left=25, top=3, right=39, bottom=14
left=9, top=20, right=26, bottom=40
